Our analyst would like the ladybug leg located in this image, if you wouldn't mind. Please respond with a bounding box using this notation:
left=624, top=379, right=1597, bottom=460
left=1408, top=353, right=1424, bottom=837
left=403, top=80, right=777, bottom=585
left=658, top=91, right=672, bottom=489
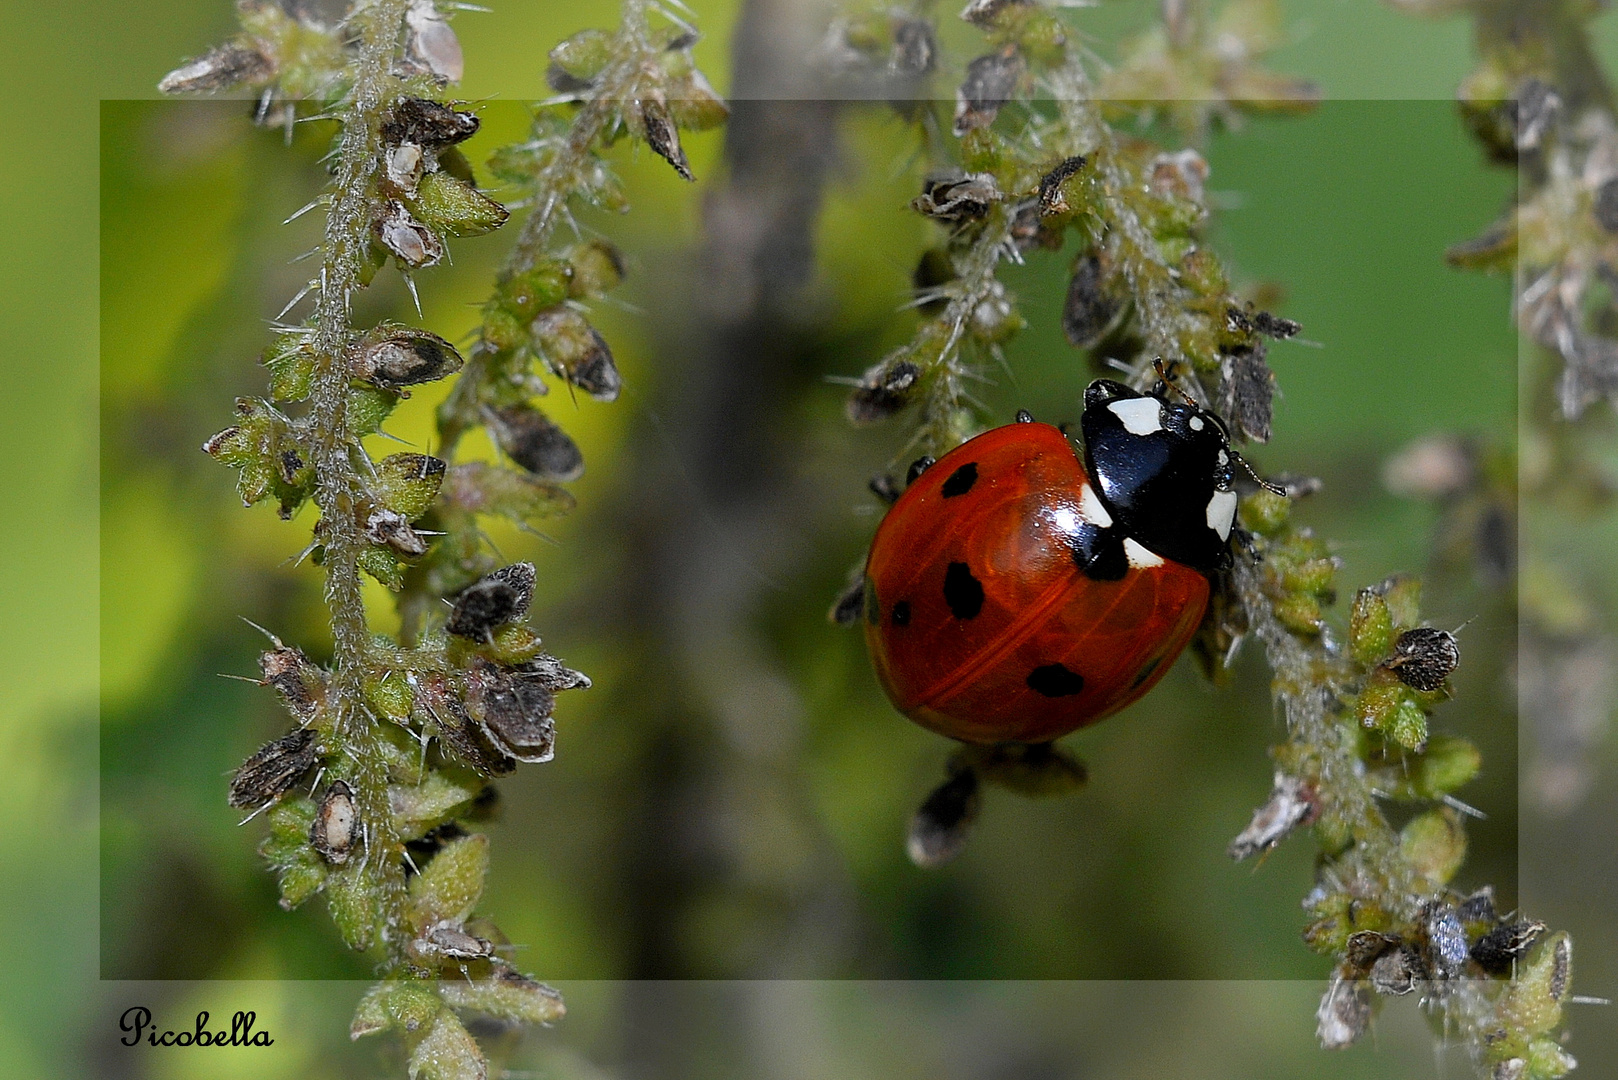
left=907, top=761, right=981, bottom=867
left=964, top=741, right=1088, bottom=797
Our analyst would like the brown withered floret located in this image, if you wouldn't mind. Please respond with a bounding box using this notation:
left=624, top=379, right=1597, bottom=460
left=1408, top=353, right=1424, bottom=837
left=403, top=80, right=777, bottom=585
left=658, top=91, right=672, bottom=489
left=309, top=780, right=359, bottom=865
left=1062, top=253, right=1125, bottom=350
left=1216, top=348, right=1276, bottom=443
left=912, top=173, right=1000, bottom=222
left=260, top=646, right=323, bottom=723
left=381, top=97, right=480, bottom=149
left=417, top=675, right=517, bottom=777
left=1383, top=627, right=1460, bottom=692
left=847, top=360, right=920, bottom=423
left=228, top=728, right=317, bottom=810
left=159, top=42, right=276, bottom=94
left=1470, top=920, right=1547, bottom=975
left=446, top=563, right=536, bottom=641
left=488, top=405, right=585, bottom=482
left=641, top=98, right=693, bottom=181
left=464, top=658, right=558, bottom=764
left=351, top=326, right=463, bottom=389
left=953, top=46, right=1023, bottom=136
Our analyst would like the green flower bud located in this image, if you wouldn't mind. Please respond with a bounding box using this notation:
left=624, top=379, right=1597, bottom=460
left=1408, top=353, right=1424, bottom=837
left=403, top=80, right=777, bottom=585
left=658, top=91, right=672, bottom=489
left=498, top=262, right=571, bottom=321
left=347, top=384, right=401, bottom=437
left=407, top=171, right=509, bottom=238
left=1239, top=488, right=1290, bottom=536
left=407, top=1010, right=486, bottom=1080
left=1526, top=1036, right=1577, bottom=1078
left=1350, top=587, right=1394, bottom=665
left=546, top=28, right=612, bottom=92
left=276, top=861, right=327, bottom=911
left=1383, top=734, right=1481, bottom=800
left=1399, top=807, right=1467, bottom=886
left=438, top=970, right=565, bottom=1025
left=358, top=544, right=406, bottom=589
left=482, top=305, right=526, bottom=353
left=326, top=865, right=378, bottom=951
left=565, top=239, right=626, bottom=299
left=407, top=833, right=489, bottom=931
left=373, top=452, right=447, bottom=520
left=1386, top=695, right=1429, bottom=750
left=667, top=68, right=730, bottom=131
left=390, top=770, right=487, bottom=839
left=264, top=339, right=315, bottom=401
left=366, top=669, right=415, bottom=723
left=1495, top=933, right=1572, bottom=1038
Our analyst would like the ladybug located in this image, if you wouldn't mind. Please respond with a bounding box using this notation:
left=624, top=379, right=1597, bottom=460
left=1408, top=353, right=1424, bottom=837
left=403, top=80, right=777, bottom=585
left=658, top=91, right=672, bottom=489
left=863, top=378, right=1239, bottom=745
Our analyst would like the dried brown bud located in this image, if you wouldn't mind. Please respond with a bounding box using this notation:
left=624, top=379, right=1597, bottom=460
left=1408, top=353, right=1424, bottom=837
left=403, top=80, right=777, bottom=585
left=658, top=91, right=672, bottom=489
left=381, top=97, right=479, bottom=149
left=890, top=18, right=936, bottom=77
left=1316, top=966, right=1371, bottom=1049
left=228, top=728, right=317, bottom=810
left=1226, top=305, right=1300, bottom=340
left=1470, top=920, right=1547, bottom=976
left=953, top=46, right=1023, bottom=136
left=488, top=405, right=585, bottom=482
left=375, top=200, right=443, bottom=268
left=907, top=767, right=981, bottom=867
left=309, top=780, right=359, bottom=864
left=641, top=98, right=693, bottom=181
left=1384, top=627, right=1460, bottom=692
left=847, top=360, right=920, bottom=423
left=351, top=325, right=464, bottom=390
left=416, top=674, right=516, bottom=776
left=1228, top=772, right=1317, bottom=859
left=1217, top=347, right=1275, bottom=443
left=960, top=0, right=1029, bottom=28
left=532, top=308, right=622, bottom=401
left=912, top=173, right=1000, bottom=221
left=1369, top=945, right=1425, bottom=996
left=364, top=507, right=429, bottom=557
left=159, top=42, right=276, bottom=94
left=1062, top=253, right=1125, bottom=350
left=464, top=658, right=557, bottom=764
left=1344, top=930, right=1400, bottom=971
left=405, top=0, right=464, bottom=83
left=829, top=576, right=865, bottom=626
left=447, top=563, right=536, bottom=641
left=260, top=646, right=324, bottom=723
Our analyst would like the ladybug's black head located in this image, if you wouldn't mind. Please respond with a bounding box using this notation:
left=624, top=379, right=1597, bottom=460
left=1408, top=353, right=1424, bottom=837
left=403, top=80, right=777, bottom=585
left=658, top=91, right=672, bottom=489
left=1079, top=379, right=1235, bottom=574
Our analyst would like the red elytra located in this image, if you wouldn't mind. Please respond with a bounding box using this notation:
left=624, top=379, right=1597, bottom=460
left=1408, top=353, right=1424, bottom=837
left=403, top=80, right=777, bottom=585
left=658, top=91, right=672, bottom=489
left=864, top=421, right=1210, bottom=745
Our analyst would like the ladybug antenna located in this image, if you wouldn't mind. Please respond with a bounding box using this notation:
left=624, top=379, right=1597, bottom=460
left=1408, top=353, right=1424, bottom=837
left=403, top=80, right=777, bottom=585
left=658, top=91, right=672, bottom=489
left=1149, top=357, right=1204, bottom=408
left=1228, top=447, right=1287, bottom=497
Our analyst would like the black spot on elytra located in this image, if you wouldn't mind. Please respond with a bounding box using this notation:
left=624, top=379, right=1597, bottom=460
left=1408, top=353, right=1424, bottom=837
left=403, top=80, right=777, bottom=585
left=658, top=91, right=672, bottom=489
left=940, top=462, right=978, bottom=498
left=1129, top=655, right=1163, bottom=689
left=943, top=562, right=984, bottom=619
left=1027, top=663, right=1085, bottom=697
left=1070, top=523, right=1128, bottom=581
left=892, top=600, right=911, bottom=627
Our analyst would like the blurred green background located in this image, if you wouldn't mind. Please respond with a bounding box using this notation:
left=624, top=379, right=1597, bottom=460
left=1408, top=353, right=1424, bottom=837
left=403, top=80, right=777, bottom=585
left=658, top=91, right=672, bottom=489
left=4, top=0, right=1618, bottom=1076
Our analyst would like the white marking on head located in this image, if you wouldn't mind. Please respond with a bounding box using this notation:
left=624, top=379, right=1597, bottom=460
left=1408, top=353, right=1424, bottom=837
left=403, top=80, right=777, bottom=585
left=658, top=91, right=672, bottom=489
left=1077, top=483, right=1113, bottom=528
left=1123, top=538, right=1164, bottom=568
left=1206, top=489, right=1238, bottom=541
left=1217, top=449, right=1229, bottom=467
left=1108, top=397, right=1164, bottom=436
left=1189, top=415, right=1205, bottom=431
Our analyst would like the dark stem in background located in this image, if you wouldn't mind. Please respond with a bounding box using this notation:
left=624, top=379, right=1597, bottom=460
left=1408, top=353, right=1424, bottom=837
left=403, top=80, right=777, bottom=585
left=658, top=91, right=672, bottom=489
left=612, top=0, right=851, bottom=1074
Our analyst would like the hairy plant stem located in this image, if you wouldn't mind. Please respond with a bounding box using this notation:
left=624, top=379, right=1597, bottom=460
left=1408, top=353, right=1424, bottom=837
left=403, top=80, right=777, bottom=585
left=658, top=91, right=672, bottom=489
left=1048, top=60, right=1197, bottom=374
left=307, top=0, right=413, bottom=964
left=438, top=0, right=655, bottom=461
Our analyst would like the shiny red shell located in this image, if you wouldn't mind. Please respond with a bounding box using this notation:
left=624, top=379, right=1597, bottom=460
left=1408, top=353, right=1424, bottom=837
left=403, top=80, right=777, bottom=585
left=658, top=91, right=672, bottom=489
left=864, top=422, right=1210, bottom=744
